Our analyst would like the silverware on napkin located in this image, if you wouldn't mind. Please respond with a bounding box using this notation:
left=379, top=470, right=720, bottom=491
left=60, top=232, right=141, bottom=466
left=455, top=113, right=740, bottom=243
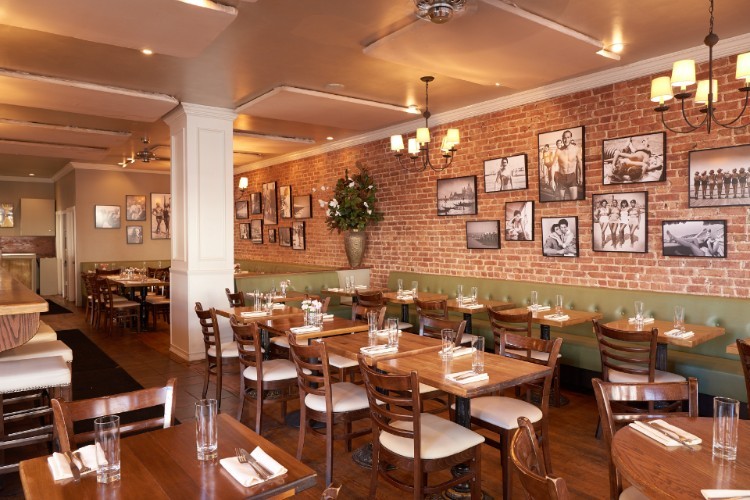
left=64, top=451, right=81, bottom=482
left=641, top=421, right=696, bottom=450
left=238, top=448, right=273, bottom=480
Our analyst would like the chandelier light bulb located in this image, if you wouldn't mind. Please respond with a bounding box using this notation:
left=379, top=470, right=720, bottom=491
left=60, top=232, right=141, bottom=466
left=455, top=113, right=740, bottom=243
left=671, top=59, right=696, bottom=90
left=650, top=76, right=674, bottom=104
left=736, top=53, right=750, bottom=85
left=695, top=79, right=718, bottom=105
left=390, top=135, right=405, bottom=152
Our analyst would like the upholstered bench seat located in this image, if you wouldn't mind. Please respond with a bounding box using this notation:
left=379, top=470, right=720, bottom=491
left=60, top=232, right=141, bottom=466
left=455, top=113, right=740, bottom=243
left=0, top=340, right=73, bottom=363
left=0, top=356, right=70, bottom=393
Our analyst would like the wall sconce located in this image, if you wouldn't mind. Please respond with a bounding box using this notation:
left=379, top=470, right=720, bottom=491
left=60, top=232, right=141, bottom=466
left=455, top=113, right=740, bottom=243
left=238, top=177, right=248, bottom=196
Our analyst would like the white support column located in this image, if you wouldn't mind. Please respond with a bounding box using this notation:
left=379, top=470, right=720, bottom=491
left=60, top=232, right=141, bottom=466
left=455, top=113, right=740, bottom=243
left=164, top=103, right=236, bottom=362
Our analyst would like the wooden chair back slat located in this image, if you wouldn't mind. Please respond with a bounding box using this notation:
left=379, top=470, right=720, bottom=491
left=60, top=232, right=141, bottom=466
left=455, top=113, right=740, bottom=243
left=594, top=319, right=658, bottom=381
left=511, top=416, right=571, bottom=500
left=414, top=298, right=448, bottom=319
left=418, top=314, right=467, bottom=345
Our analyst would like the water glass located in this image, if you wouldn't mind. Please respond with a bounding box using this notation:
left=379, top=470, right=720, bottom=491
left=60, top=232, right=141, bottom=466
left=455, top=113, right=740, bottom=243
left=634, top=301, right=644, bottom=322
left=367, top=310, right=379, bottom=338
left=280, top=281, right=287, bottom=297
left=673, top=305, right=685, bottom=332
left=555, top=294, right=563, bottom=315
left=196, top=399, right=218, bottom=461
left=472, top=336, right=485, bottom=373
left=713, top=396, right=740, bottom=460
left=350, top=275, right=356, bottom=289
left=411, top=281, right=418, bottom=297
left=530, top=290, right=538, bottom=309
left=94, top=415, right=121, bottom=483
left=387, top=317, right=399, bottom=348
left=471, top=286, right=478, bottom=305
left=344, top=276, right=351, bottom=292
left=398, top=279, right=403, bottom=293
left=253, top=289, right=261, bottom=311
left=457, top=284, right=464, bottom=302
left=441, top=328, right=455, bottom=358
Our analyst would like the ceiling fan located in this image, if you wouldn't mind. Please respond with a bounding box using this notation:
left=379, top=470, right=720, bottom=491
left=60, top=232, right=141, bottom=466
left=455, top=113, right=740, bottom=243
left=133, top=136, right=168, bottom=163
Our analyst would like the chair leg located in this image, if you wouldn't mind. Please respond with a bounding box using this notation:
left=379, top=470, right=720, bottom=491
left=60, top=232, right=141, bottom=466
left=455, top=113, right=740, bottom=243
left=345, top=421, right=352, bottom=452
left=237, top=377, right=246, bottom=422
left=296, top=405, right=307, bottom=460
left=326, top=419, right=334, bottom=487
left=202, top=362, right=210, bottom=400
left=501, top=428, right=512, bottom=500
left=215, top=361, right=222, bottom=410
left=470, top=447, right=482, bottom=499
left=369, top=438, right=379, bottom=499
left=255, top=391, right=263, bottom=435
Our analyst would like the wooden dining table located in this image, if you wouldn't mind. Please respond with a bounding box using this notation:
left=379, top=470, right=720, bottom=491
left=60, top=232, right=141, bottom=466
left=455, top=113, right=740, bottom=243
left=323, top=330, right=442, bottom=364
left=382, top=291, right=448, bottom=324
left=214, top=304, right=305, bottom=322
left=604, top=318, right=725, bottom=371
left=612, top=416, right=750, bottom=499
left=107, top=276, right=169, bottom=330
left=19, top=413, right=317, bottom=499
left=502, top=306, right=603, bottom=340
left=261, top=315, right=368, bottom=341
left=446, top=298, right=515, bottom=334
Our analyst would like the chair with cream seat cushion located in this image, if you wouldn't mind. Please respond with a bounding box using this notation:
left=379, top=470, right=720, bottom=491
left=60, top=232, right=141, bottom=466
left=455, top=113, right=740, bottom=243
left=27, top=321, right=57, bottom=344
left=465, top=332, right=562, bottom=500
left=195, top=302, right=239, bottom=410
left=358, top=355, right=483, bottom=499
left=230, top=316, right=301, bottom=434
left=289, top=335, right=371, bottom=486
left=356, top=290, right=412, bottom=331
left=511, top=416, right=571, bottom=500
left=592, top=377, right=697, bottom=500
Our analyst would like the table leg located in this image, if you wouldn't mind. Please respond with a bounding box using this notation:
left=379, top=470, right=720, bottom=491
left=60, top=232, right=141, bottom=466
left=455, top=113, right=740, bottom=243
left=540, top=324, right=551, bottom=340
left=656, top=342, right=668, bottom=371
left=401, top=304, right=409, bottom=324
left=463, top=313, right=472, bottom=334
left=443, top=397, right=476, bottom=499
left=138, top=286, right=149, bottom=330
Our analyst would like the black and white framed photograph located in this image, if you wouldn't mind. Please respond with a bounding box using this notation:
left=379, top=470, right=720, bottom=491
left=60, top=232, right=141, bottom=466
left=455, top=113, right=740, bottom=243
left=239, top=223, right=250, bottom=240
left=235, top=200, right=249, bottom=220
left=150, top=193, right=171, bottom=239
left=279, top=227, right=292, bottom=247
left=268, top=228, right=277, bottom=243
left=250, top=192, right=262, bottom=215
left=592, top=192, right=648, bottom=253
left=466, top=220, right=500, bottom=249
left=95, top=205, right=121, bottom=229
left=125, top=195, right=147, bottom=221
left=505, top=201, right=534, bottom=241
left=437, top=175, right=477, bottom=216
left=292, top=221, right=305, bottom=250
left=484, top=153, right=528, bottom=193
left=250, top=219, right=263, bottom=244
left=538, top=126, right=585, bottom=202
left=603, top=132, right=666, bottom=185
left=688, top=144, right=750, bottom=208
left=293, top=194, right=312, bottom=219
left=126, top=225, right=143, bottom=244
left=262, top=181, right=278, bottom=225
left=662, top=220, right=726, bottom=258
left=279, top=185, right=292, bottom=218
left=541, top=216, right=578, bottom=257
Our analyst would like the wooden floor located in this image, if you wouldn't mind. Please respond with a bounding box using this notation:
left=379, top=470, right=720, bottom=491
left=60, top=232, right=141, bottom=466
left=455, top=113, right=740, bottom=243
left=4, top=297, right=614, bottom=499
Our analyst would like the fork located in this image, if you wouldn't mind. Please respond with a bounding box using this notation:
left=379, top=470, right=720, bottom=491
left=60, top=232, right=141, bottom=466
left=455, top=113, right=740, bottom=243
left=235, top=448, right=271, bottom=480
left=70, top=451, right=92, bottom=474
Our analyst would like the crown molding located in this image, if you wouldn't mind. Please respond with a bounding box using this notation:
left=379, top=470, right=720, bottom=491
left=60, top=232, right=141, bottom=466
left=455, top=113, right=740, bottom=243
left=165, top=102, right=237, bottom=125
left=68, top=162, right=170, bottom=176
left=0, top=175, right=53, bottom=183
left=239, top=32, right=750, bottom=173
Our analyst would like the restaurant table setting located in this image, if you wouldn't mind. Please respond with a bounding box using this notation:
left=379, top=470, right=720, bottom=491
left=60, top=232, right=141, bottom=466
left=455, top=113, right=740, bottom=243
left=220, top=447, right=287, bottom=487
left=359, top=343, right=399, bottom=356
left=628, top=419, right=702, bottom=447
left=290, top=325, right=322, bottom=334
left=47, top=445, right=98, bottom=481
left=701, top=490, right=750, bottom=499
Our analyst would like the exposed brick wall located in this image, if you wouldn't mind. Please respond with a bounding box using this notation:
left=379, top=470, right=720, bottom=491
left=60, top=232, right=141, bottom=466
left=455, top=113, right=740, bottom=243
left=235, top=54, right=750, bottom=299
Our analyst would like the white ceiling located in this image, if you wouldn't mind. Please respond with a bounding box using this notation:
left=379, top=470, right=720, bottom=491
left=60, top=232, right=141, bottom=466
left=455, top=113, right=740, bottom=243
left=0, top=0, right=748, bottom=179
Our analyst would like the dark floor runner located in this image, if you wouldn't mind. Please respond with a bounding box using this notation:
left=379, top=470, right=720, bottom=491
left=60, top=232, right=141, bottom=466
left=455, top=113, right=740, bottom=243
left=41, top=299, right=72, bottom=315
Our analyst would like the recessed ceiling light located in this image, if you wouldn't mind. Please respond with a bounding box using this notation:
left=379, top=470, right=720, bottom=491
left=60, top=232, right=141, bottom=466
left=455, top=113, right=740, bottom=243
left=326, top=136, right=334, bottom=141
left=28, top=173, right=35, bottom=176
left=142, top=48, right=153, bottom=55
left=495, top=82, right=501, bottom=87
left=609, top=42, right=625, bottom=53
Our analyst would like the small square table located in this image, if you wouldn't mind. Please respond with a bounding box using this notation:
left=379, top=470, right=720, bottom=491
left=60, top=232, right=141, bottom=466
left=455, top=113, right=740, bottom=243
left=382, top=291, right=448, bottom=324
left=446, top=298, right=515, bottom=334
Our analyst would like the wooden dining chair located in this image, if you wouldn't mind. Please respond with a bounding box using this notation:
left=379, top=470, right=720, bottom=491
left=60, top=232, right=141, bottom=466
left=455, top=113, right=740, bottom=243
left=98, top=278, right=140, bottom=334
left=355, top=289, right=383, bottom=307
left=81, top=272, right=96, bottom=324
left=414, top=297, right=449, bottom=319
left=416, top=314, right=467, bottom=413
left=95, top=268, right=121, bottom=276
left=489, top=307, right=562, bottom=405
left=51, top=378, right=177, bottom=453
left=511, top=416, right=570, bottom=500
left=145, top=269, right=170, bottom=328
left=225, top=287, right=245, bottom=307
left=194, top=302, right=239, bottom=409
left=230, top=316, right=300, bottom=434
left=592, top=377, right=698, bottom=500
left=328, top=304, right=387, bottom=383
left=466, top=331, right=562, bottom=500
left=358, top=355, right=484, bottom=499
left=736, top=339, right=750, bottom=404
left=288, top=335, right=371, bottom=486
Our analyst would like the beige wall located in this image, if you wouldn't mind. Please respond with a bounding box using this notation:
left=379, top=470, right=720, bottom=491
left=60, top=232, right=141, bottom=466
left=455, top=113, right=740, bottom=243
left=55, top=169, right=76, bottom=211
left=0, top=180, right=54, bottom=237
left=75, top=169, right=171, bottom=263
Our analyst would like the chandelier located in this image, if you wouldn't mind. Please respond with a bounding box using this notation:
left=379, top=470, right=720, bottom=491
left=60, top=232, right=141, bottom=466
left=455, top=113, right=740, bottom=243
left=649, top=0, right=750, bottom=133
left=390, top=76, right=460, bottom=173
left=414, top=0, right=466, bottom=24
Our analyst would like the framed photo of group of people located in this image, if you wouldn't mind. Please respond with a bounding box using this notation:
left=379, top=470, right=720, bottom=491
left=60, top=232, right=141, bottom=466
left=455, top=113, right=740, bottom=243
left=96, top=193, right=169, bottom=243
left=591, top=192, right=648, bottom=253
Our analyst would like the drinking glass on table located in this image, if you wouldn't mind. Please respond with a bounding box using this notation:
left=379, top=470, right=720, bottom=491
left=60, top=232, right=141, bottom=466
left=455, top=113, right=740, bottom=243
left=367, top=311, right=379, bottom=339
left=411, top=281, right=418, bottom=298
left=350, top=275, right=356, bottom=289
left=472, top=336, right=485, bottom=374
left=471, top=286, right=478, bottom=305
left=457, top=284, right=464, bottom=302
left=673, top=305, right=685, bottom=333
left=95, top=415, right=121, bottom=483
left=530, top=290, right=538, bottom=310
left=387, top=317, right=399, bottom=348
left=555, top=294, right=563, bottom=315
left=397, top=279, right=403, bottom=293
left=713, top=396, right=740, bottom=460
left=195, top=399, right=218, bottom=461
left=440, top=328, right=455, bottom=358
left=634, top=301, right=644, bottom=327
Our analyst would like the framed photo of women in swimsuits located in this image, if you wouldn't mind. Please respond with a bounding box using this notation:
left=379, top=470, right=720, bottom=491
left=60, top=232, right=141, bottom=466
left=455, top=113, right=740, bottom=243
left=484, top=153, right=527, bottom=193
left=662, top=220, right=726, bottom=258
left=537, top=126, right=585, bottom=202
left=688, top=144, right=750, bottom=208
left=602, top=132, right=666, bottom=185
left=591, top=192, right=648, bottom=253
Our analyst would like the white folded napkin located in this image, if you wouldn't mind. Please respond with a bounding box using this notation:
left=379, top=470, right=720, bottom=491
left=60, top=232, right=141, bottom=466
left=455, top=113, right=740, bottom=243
left=322, top=313, right=335, bottom=321
left=451, top=346, right=474, bottom=358
left=446, top=370, right=489, bottom=384
left=528, top=305, right=551, bottom=312
left=459, top=297, right=475, bottom=304
left=664, top=328, right=695, bottom=339
left=47, top=445, right=99, bottom=481
left=629, top=420, right=701, bottom=447
left=464, top=304, right=484, bottom=309
left=290, top=325, right=321, bottom=334
left=545, top=314, right=570, bottom=321
left=650, top=418, right=701, bottom=444
left=272, top=303, right=285, bottom=309
left=628, top=317, right=655, bottom=324
left=702, top=490, right=750, bottom=499
left=326, top=288, right=342, bottom=292
left=241, top=311, right=269, bottom=318
left=220, top=446, right=287, bottom=487
left=374, top=329, right=401, bottom=337
left=360, top=345, right=398, bottom=356
left=355, top=285, right=367, bottom=289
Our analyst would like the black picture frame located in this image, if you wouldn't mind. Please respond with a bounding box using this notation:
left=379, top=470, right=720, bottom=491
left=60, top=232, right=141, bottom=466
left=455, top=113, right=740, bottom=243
left=466, top=220, right=500, bottom=249
left=251, top=219, right=263, bottom=244
left=484, top=153, right=528, bottom=193
left=239, top=223, right=250, bottom=240
left=591, top=192, right=648, bottom=253
left=293, top=194, right=312, bottom=219
left=268, top=228, right=277, bottom=243
left=279, top=186, right=292, bottom=218
left=235, top=200, right=249, bottom=219
left=279, top=227, right=292, bottom=247
left=250, top=192, right=262, bottom=215
left=150, top=193, right=171, bottom=239
left=504, top=201, right=534, bottom=241
left=126, top=225, right=143, bottom=244
left=688, top=144, right=750, bottom=208
left=538, top=126, right=585, bottom=202
left=437, top=175, right=477, bottom=216
left=292, top=221, right=305, bottom=250
left=95, top=205, right=121, bottom=229
left=541, top=216, right=578, bottom=257
left=662, top=220, right=726, bottom=258
left=262, top=181, right=278, bottom=225
left=125, top=195, right=147, bottom=221
left=602, top=132, right=666, bottom=185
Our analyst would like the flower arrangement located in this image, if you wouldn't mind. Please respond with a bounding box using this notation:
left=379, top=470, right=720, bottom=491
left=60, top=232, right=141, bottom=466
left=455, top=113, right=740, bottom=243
left=300, top=299, right=322, bottom=311
left=316, top=162, right=384, bottom=233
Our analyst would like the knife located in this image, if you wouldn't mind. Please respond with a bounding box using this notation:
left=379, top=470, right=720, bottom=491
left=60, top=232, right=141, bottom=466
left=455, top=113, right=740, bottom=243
left=239, top=448, right=272, bottom=479
left=64, top=451, right=81, bottom=482
left=642, top=421, right=695, bottom=450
